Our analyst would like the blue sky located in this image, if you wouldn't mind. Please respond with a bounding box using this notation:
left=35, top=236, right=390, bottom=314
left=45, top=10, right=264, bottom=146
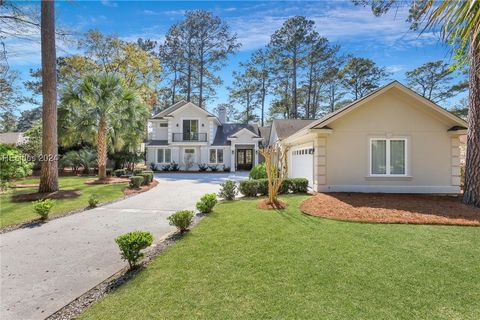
left=7, top=0, right=465, bottom=113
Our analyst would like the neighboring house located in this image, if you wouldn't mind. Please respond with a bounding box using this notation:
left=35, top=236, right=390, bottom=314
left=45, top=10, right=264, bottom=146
left=268, top=119, right=316, bottom=146
left=0, top=132, right=26, bottom=146
left=146, top=101, right=263, bottom=172
left=282, top=81, right=468, bottom=194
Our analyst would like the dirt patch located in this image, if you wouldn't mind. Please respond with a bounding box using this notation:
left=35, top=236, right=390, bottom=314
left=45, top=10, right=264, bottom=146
left=123, top=179, right=159, bottom=196
left=12, top=183, right=39, bottom=188
left=85, top=177, right=130, bottom=185
left=11, top=190, right=82, bottom=202
left=257, top=198, right=288, bottom=210
left=300, top=193, right=480, bottom=226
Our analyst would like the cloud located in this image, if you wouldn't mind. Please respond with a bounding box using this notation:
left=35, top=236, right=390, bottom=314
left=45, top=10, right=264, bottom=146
left=100, top=0, right=117, bottom=8
left=229, top=3, right=439, bottom=52
left=386, top=64, right=405, bottom=73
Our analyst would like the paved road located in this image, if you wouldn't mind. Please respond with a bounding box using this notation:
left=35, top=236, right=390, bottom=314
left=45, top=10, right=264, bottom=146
left=0, top=172, right=247, bottom=320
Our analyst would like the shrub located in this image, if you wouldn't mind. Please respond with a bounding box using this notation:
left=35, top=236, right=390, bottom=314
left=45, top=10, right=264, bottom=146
left=168, top=210, right=194, bottom=232
left=88, top=194, right=100, bottom=208
left=106, top=168, right=113, bottom=176
left=208, top=164, right=219, bottom=172
left=133, top=169, right=143, bottom=175
left=129, top=176, right=144, bottom=188
left=115, top=231, right=153, bottom=269
left=33, top=199, right=55, bottom=220
left=256, top=179, right=269, bottom=196
left=290, top=178, right=309, bottom=193
left=161, top=164, right=171, bottom=171
left=198, top=163, right=208, bottom=171
left=196, top=193, right=217, bottom=213
left=239, top=179, right=258, bottom=197
left=142, top=170, right=154, bottom=183
left=0, top=144, right=33, bottom=190
left=114, top=169, right=126, bottom=177
left=170, top=162, right=180, bottom=171
left=279, top=179, right=291, bottom=194
left=249, top=163, right=267, bottom=179
left=218, top=180, right=237, bottom=200
left=223, top=165, right=231, bottom=172
left=137, top=172, right=153, bottom=185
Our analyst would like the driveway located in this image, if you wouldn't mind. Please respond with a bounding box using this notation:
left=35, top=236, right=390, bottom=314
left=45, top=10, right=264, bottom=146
left=0, top=172, right=248, bottom=320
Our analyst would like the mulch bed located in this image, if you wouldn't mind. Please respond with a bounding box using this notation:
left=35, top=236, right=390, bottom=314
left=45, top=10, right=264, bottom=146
left=257, top=198, right=288, bottom=210
left=11, top=190, right=82, bottom=202
left=85, top=177, right=130, bottom=185
left=123, top=179, right=159, bottom=196
left=300, top=193, right=480, bottom=226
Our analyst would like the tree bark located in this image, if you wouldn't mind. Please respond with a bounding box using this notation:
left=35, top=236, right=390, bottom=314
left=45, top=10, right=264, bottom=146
left=463, top=35, right=480, bottom=207
left=38, top=0, right=59, bottom=193
left=292, top=48, right=298, bottom=118
left=97, top=116, right=108, bottom=179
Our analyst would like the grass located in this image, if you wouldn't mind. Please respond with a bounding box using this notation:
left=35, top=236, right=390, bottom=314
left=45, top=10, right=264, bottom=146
left=80, top=195, right=480, bottom=320
left=0, top=176, right=127, bottom=227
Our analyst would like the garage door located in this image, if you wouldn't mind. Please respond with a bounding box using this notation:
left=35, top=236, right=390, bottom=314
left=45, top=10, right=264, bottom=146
left=290, top=142, right=314, bottom=188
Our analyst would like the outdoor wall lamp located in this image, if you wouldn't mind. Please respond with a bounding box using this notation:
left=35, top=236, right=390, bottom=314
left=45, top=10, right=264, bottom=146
left=176, top=124, right=179, bottom=127
left=232, top=150, right=234, bottom=154
left=202, top=123, right=205, bottom=127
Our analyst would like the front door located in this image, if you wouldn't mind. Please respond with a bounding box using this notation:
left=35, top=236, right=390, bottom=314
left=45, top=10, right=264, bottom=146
left=236, top=149, right=253, bottom=171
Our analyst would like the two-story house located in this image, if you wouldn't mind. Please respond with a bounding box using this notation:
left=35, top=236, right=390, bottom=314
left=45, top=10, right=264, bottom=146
left=146, top=100, right=264, bottom=172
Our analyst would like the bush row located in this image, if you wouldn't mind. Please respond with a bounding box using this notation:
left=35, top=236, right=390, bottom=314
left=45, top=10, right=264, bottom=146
left=238, top=178, right=308, bottom=197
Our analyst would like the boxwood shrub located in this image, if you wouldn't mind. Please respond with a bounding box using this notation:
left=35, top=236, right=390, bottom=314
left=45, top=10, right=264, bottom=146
left=129, top=176, right=144, bottom=188
left=168, top=210, right=194, bottom=232
left=196, top=193, right=217, bottom=213
left=239, top=178, right=309, bottom=197
left=239, top=179, right=259, bottom=197
left=115, top=231, right=153, bottom=269
left=114, top=169, right=126, bottom=177
left=289, top=178, right=309, bottom=193
left=218, top=180, right=238, bottom=200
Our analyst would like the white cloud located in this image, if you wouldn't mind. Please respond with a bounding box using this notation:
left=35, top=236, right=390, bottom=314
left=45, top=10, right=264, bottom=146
left=100, top=0, right=118, bottom=8
left=386, top=64, right=405, bottom=73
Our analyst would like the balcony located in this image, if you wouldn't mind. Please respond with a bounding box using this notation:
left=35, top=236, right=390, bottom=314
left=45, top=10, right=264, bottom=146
left=172, top=132, right=207, bottom=142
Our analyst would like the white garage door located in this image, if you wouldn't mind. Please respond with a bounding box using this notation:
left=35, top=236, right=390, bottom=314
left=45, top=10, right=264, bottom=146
left=290, top=142, right=314, bottom=188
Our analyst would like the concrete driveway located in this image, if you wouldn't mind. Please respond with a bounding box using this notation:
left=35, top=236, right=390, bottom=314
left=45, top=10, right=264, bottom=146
left=0, top=172, right=247, bottom=320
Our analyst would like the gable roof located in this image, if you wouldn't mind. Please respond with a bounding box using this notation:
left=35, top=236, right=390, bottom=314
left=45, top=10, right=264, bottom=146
left=0, top=132, right=26, bottom=145
left=151, top=100, right=219, bottom=122
left=212, top=124, right=259, bottom=146
left=285, top=81, right=468, bottom=143
left=308, top=81, right=468, bottom=130
left=258, top=126, right=271, bottom=146
left=151, top=100, right=189, bottom=119
left=272, top=119, right=316, bottom=140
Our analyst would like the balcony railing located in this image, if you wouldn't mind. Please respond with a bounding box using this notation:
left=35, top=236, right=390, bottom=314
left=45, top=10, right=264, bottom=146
left=172, top=132, right=207, bottom=142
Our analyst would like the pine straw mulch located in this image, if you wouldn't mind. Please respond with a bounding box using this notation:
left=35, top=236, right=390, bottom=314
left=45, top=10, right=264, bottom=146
left=257, top=198, right=288, bottom=210
left=300, top=193, right=480, bottom=226
left=123, top=179, right=159, bottom=196
left=11, top=190, right=82, bottom=202
left=84, top=177, right=131, bottom=185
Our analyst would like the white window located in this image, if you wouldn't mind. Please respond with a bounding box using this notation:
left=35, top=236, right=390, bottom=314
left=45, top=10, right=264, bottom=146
left=157, top=148, right=171, bottom=163
left=370, top=138, right=406, bottom=176
left=209, top=149, right=224, bottom=164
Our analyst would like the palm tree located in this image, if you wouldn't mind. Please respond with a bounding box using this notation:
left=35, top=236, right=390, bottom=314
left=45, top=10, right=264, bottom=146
left=358, top=0, right=480, bottom=206
left=39, top=0, right=59, bottom=192
left=60, top=74, right=148, bottom=180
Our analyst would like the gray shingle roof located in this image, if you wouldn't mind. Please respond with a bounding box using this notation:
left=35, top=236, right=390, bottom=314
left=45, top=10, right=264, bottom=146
left=151, top=100, right=189, bottom=119
left=212, top=124, right=260, bottom=146
left=258, top=126, right=271, bottom=146
left=272, top=119, right=316, bottom=140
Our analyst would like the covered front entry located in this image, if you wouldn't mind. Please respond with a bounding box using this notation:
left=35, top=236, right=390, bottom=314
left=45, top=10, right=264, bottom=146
left=236, top=148, right=253, bottom=171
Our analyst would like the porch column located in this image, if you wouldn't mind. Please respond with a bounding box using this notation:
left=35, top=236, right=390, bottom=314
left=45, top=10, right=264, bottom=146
left=451, top=137, right=461, bottom=190
left=254, top=144, right=259, bottom=166
left=230, top=143, right=236, bottom=172
left=313, top=136, right=327, bottom=192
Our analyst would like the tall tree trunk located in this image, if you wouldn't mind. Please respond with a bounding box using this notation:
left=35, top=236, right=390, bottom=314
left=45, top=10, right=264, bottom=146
left=292, top=49, right=298, bottom=118
left=199, top=52, right=204, bottom=108
left=172, top=66, right=177, bottom=105
left=261, top=79, right=266, bottom=126
left=463, top=35, right=480, bottom=207
left=306, top=63, right=313, bottom=119
left=97, top=116, right=108, bottom=179
left=38, top=0, right=59, bottom=193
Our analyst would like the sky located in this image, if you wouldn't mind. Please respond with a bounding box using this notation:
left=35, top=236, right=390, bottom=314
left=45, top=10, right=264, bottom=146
left=5, top=0, right=466, bottom=114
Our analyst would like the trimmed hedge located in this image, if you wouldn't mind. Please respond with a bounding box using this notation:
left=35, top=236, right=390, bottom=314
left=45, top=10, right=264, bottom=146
left=114, top=169, right=126, bottom=177
left=238, top=178, right=309, bottom=197
left=130, top=176, right=144, bottom=188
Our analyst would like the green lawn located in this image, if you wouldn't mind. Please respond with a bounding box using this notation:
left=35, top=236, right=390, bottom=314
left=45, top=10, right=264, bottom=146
left=0, top=176, right=127, bottom=227
left=80, top=195, right=480, bottom=320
